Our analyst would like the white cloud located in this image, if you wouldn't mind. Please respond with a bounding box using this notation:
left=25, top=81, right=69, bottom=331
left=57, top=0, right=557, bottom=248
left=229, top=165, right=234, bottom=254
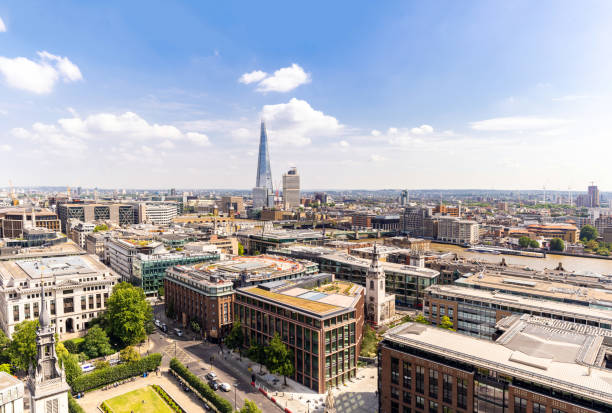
left=339, top=140, right=350, bottom=147
left=238, top=70, right=267, bottom=84
left=0, top=144, right=11, bottom=152
left=410, top=124, right=433, bottom=135
left=185, top=132, right=211, bottom=146
left=0, top=17, right=6, bottom=32
left=0, top=51, right=82, bottom=94
left=470, top=116, right=568, bottom=131
left=158, top=140, right=175, bottom=149
left=262, top=98, right=342, bottom=146
left=257, top=64, right=310, bottom=92
left=371, top=130, right=381, bottom=136
left=370, top=154, right=386, bottom=162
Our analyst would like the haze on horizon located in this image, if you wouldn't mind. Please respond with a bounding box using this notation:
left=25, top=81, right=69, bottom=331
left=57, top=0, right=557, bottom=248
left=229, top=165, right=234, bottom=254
left=1, top=1, right=611, bottom=191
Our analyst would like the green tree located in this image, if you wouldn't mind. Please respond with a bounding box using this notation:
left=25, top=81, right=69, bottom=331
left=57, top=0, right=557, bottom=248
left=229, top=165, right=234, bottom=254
left=265, top=334, right=294, bottom=385
left=529, top=239, right=540, bottom=248
left=56, top=340, right=83, bottom=385
left=239, top=400, right=262, bottom=413
left=439, top=316, right=454, bottom=331
left=247, top=344, right=265, bottom=371
left=518, top=236, right=531, bottom=248
left=82, top=326, right=114, bottom=358
left=119, top=346, right=140, bottom=363
left=157, top=286, right=164, bottom=298
left=93, top=224, right=109, bottom=232
left=105, top=282, right=153, bottom=346
left=190, top=320, right=201, bottom=333
left=0, top=330, right=11, bottom=364
left=414, top=314, right=430, bottom=325
left=0, top=364, right=11, bottom=374
left=225, top=322, right=245, bottom=355
left=597, top=248, right=610, bottom=256
left=93, top=359, right=110, bottom=370
left=8, top=320, right=38, bottom=371
left=580, top=225, right=598, bottom=242
left=63, top=340, right=79, bottom=354
left=238, top=242, right=245, bottom=256
left=585, top=239, right=599, bottom=251
left=549, top=238, right=565, bottom=251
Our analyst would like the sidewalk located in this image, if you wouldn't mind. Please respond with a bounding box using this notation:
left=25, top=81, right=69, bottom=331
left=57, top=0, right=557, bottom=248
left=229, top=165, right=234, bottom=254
left=75, top=371, right=206, bottom=412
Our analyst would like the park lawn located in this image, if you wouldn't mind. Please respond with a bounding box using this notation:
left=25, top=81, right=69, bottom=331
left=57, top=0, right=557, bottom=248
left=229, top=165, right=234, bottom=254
left=103, top=386, right=172, bottom=413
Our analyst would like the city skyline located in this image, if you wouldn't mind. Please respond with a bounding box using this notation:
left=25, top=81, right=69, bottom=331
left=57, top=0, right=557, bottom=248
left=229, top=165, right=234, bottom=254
left=1, top=1, right=612, bottom=190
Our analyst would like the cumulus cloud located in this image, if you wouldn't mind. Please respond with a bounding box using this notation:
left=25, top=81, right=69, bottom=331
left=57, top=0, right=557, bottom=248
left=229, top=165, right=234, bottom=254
left=239, top=64, right=310, bottom=93
left=0, top=16, right=6, bottom=32
left=238, top=70, right=267, bottom=84
left=410, top=124, right=433, bottom=135
left=469, top=116, right=568, bottom=131
left=339, top=140, right=350, bottom=147
left=261, top=98, right=342, bottom=146
left=0, top=51, right=82, bottom=94
left=11, top=111, right=212, bottom=157
left=370, top=154, right=386, bottom=162
left=0, top=144, right=11, bottom=152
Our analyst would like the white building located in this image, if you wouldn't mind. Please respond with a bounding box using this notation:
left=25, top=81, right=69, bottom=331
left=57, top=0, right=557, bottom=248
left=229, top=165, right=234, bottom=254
left=282, top=167, right=300, bottom=209
left=69, top=221, right=96, bottom=249
left=137, top=202, right=178, bottom=225
left=0, top=254, right=119, bottom=338
left=437, top=216, right=479, bottom=245
left=105, top=237, right=165, bottom=282
left=0, top=372, right=24, bottom=413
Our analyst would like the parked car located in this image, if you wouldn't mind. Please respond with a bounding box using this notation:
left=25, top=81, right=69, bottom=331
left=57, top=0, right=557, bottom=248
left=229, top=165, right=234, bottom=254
left=203, top=402, right=211, bottom=411
left=174, top=328, right=183, bottom=337
left=154, top=319, right=161, bottom=327
left=205, top=372, right=217, bottom=380
left=219, top=383, right=231, bottom=392
left=160, top=323, right=168, bottom=333
left=80, top=363, right=95, bottom=373
left=209, top=381, right=219, bottom=391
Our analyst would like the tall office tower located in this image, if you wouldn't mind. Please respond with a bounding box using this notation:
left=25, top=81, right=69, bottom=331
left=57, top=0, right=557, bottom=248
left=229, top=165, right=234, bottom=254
left=399, top=189, right=409, bottom=206
left=588, top=183, right=600, bottom=207
left=282, top=167, right=300, bottom=209
left=252, top=121, right=274, bottom=208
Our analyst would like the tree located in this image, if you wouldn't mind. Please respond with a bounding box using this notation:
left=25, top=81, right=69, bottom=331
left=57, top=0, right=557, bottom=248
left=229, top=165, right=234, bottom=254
left=414, top=314, right=430, bottom=325
left=93, top=224, right=109, bottom=232
left=439, top=316, right=454, bottom=331
left=580, top=225, right=598, bottom=242
left=529, top=239, right=540, bottom=248
left=549, top=238, right=565, bottom=251
left=518, top=236, right=531, bottom=248
left=119, top=346, right=141, bottom=363
left=0, top=330, right=11, bottom=364
left=190, top=320, right=201, bottom=333
left=240, top=400, right=262, bottom=413
left=63, top=340, right=79, bottom=354
left=82, top=326, right=114, bottom=359
left=157, top=286, right=164, bottom=298
left=8, top=320, right=38, bottom=371
left=585, top=240, right=599, bottom=251
left=225, top=322, right=245, bottom=355
left=105, top=282, right=153, bottom=346
left=238, top=243, right=245, bottom=256
left=265, top=334, right=294, bottom=385
left=93, top=359, right=110, bottom=370
left=0, top=364, right=11, bottom=374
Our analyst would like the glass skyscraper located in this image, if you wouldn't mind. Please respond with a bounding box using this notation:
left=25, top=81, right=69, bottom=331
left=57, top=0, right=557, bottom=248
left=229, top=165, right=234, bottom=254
left=253, top=121, right=274, bottom=208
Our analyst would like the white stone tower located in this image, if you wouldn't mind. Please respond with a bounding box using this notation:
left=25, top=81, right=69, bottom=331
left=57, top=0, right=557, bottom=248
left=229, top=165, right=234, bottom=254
left=28, top=280, right=70, bottom=413
left=365, top=244, right=386, bottom=325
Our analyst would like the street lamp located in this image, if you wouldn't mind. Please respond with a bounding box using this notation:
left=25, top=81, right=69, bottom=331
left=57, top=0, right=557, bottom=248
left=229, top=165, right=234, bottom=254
left=234, top=381, right=238, bottom=411
left=306, top=399, right=311, bottom=413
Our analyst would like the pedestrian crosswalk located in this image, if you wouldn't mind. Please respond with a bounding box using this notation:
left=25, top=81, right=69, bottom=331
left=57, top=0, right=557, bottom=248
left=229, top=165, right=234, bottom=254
left=162, top=342, right=192, bottom=364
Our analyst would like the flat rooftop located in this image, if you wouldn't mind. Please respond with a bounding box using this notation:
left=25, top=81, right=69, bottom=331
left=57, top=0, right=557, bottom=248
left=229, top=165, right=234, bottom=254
left=384, top=322, right=612, bottom=405
left=324, top=252, right=440, bottom=279
left=195, top=255, right=308, bottom=280
left=0, top=254, right=109, bottom=282
left=0, top=240, right=84, bottom=260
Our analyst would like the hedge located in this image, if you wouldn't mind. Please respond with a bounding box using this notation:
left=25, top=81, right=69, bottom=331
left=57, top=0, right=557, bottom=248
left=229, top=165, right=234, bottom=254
left=68, top=394, right=86, bottom=413
left=170, top=358, right=233, bottom=413
left=152, top=384, right=185, bottom=413
left=71, top=353, right=161, bottom=393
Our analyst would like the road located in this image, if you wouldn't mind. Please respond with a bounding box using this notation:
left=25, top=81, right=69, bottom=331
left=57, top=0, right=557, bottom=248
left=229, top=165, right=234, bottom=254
left=149, top=303, right=275, bottom=412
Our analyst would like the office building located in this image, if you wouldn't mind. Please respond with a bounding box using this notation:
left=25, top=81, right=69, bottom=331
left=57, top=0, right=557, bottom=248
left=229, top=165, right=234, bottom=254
left=235, top=273, right=364, bottom=393
left=164, top=265, right=234, bottom=340
left=135, top=202, right=179, bottom=225
left=252, top=121, right=274, bottom=208
left=105, top=238, right=165, bottom=282
left=57, top=203, right=134, bottom=232
left=283, top=167, right=301, bottom=209
left=437, top=217, right=479, bottom=245
left=588, top=184, right=600, bottom=208
left=220, top=196, right=245, bottom=217
left=236, top=229, right=325, bottom=254
left=85, top=232, right=106, bottom=259
left=378, top=317, right=612, bottom=413
left=372, top=215, right=401, bottom=231
left=69, top=221, right=96, bottom=249
left=525, top=223, right=578, bottom=243
left=0, top=254, right=119, bottom=338
left=0, top=372, right=24, bottom=413
left=399, top=190, right=409, bottom=206
left=352, top=213, right=376, bottom=229
left=400, top=206, right=432, bottom=237
left=0, top=208, right=61, bottom=238
left=424, top=270, right=612, bottom=340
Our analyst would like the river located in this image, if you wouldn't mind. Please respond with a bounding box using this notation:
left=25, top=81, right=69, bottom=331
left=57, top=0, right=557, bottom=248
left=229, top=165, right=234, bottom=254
left=430, top=243, right=612, bottom=275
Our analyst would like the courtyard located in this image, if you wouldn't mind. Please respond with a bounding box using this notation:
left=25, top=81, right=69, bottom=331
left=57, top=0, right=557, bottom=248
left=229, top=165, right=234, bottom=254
left=103, top=386, right=172, bottom=413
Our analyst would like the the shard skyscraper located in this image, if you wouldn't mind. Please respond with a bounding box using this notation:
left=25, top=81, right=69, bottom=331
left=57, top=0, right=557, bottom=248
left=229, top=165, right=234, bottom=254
left=252, top=121, right=274, bottom=208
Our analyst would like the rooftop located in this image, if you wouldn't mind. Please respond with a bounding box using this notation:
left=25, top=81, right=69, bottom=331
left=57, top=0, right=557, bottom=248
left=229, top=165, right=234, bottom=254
left=244, top=286, right=342, bottom=315
left=0, top=240, right=84, bottom=260
left=195, top=255, right=309, bottom=281
left=383, top=322, right=612, bottom=405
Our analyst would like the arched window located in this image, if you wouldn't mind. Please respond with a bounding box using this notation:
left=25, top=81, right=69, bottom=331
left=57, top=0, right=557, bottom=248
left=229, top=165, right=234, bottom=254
left=370, top=280, right=374, bottom=289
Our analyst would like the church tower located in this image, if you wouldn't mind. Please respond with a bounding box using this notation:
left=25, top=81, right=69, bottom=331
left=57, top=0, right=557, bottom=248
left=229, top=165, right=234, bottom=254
left=28, top=280, right=70, bottom=413
left=365, top=244, right=386, bottom=325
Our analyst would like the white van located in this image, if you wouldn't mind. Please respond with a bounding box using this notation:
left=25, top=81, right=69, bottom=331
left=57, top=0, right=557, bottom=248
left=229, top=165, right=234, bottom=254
left=80, top=363, right=95, bottom=373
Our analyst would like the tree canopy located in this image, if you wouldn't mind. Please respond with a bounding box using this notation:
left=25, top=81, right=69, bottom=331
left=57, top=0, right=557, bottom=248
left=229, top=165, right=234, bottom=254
left=529, top=239, right=540, bottom=248
left=439, top=316, right=454, bottom=330
left=82, top=325, right=113, bottom=358
left=265, top=334, right=294, bottom=385
left=518, top=236, right=531, bottom=248
left=105, top=282, right=153, bottom=346
left=549, top=238, right=565, bottom=251
left=580, top=225, right=598, bottom=242
left=225, top=322, right=245, bottom=351
left=240, top=400, right=262, bottom=413
left=8, top=320, right=38, bottom=371
left=119, top=346, right=141, bottom=363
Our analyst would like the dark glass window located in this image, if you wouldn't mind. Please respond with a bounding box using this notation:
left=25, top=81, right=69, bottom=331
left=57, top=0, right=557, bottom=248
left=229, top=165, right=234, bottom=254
left=415, top=365, right=425, bottom=394
left=457, top=378, right=467, bottom=410
left=391, top=386, right=399, bottom=400
left=513, top=397, right=527, bottom=413
left=416, top=396, right=425, bottom=410
left=391, top=357, right=400, bottom=385
left=429, top=401, right=438, bottom=413
left=443, top=374, right=452, bottom=404
left=403, top=361, right=412, bottom=389
left=429, top=369, right=438, bottom=399
left=533, top=403, right=546, bottom=413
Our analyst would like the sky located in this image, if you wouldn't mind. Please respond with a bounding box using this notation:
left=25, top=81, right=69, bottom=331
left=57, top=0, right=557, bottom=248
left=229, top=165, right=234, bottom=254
left=1, top=1, right=612, bottom=191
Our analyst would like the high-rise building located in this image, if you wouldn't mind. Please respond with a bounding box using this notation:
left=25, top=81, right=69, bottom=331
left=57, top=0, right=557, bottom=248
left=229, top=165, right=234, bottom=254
left=252, top=121, right=274, bottom=208
left=282, top=167, right=300, bottom=209
left=588, top=184, right=600, bottom=207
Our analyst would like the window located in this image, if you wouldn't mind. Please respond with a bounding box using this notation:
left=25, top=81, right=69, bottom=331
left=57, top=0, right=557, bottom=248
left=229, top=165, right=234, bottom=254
left=513, top=397, right=527, bottom=413
left=370, top=280, right=374, bottom=289
left=551, top=410, right=565, bottom=413
left=416, top=396, right=425, bottom=410
left=391, top=357, right=400, bottom=385
left=403, top=361, right=412, bottom=388
left=415, top=365, right=425, bottom=394
left=429, top=369, right=438, bottom=399
left=13, top=305, right=19, bottom=322
left=391, top=401, right=399, bottom=413
left=391, top=386, right=399, bottom=400
left=457, top=378, right=467, bottom=410
left=404, top=406, right=412, bottom=413
left=533, top=403, right=546, bottom=413
left=443, top=407, right=453, bottom=413
left=443, top=374, right=452, bottom=404
left=403, top=391, right=411, bottom=404
left=429, top=401, right=438, bottom=413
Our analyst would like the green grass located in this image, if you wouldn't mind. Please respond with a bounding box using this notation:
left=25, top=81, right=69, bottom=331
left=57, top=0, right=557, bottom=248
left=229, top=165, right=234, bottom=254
left=360, top=324, right=381, bottom=357
left=103, top=386, right=173, bottom=413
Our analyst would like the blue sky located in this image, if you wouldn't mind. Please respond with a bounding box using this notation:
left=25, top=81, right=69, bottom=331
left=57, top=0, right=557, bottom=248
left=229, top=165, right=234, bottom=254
left=1, top=1, right=612, bottom=190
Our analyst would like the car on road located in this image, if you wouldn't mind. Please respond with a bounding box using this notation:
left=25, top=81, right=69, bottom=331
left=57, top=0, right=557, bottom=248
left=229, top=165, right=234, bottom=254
left=154, top=319, right=161, bottom=327
left=174, top=328, right=183, bottom=337
left=209, top=380, right=219, bottom=391
left=205, top=372, right=217, bottom=380
left=160, top=323, right=168, bottom=333
left=219, top=383, right=231, bottom=392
